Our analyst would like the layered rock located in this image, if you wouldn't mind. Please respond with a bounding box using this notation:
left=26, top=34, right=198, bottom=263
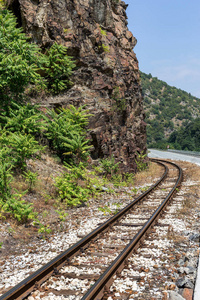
left=8, top=0, right=146, bottom=172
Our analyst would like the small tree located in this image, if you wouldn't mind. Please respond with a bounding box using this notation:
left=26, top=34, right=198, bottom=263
left=100, top=155, right=120, bottom=177
left=43, top=42, right=75, bottom=94
left=63, top=133, right=92, bottom=164
left=45, top=106, right=91, bottom=163
left=0, top=147, right=13, bottom=201
left=0, top=131, right=45, bottom=170
left=0, top=9, right=43, bottom=109
left=0, top=103, right=46, bottom=135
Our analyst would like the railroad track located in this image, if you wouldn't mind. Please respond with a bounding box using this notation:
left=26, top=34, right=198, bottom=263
left=0, top=159, right=183, bottom=300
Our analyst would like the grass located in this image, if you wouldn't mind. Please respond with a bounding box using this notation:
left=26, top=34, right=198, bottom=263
left=3, top=156, right=199, bottom=256
left=164, top=160, right=200, bottom=244
left=134, top=161, right=163, bottom=186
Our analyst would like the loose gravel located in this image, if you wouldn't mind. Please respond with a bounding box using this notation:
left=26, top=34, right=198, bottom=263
left=0, top=160, right=199, bottom=300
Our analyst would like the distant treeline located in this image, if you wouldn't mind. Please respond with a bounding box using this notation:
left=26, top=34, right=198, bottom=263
left=140, top=72, right=200, bottom=151
left=168, top=118, right=200, bottom=151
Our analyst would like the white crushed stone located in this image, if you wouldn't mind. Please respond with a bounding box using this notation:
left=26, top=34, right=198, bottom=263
left=108, top=174, right=200, bottom=298
left=0, top=215, right=107, bottom=291
left=128, top=255, right=161, bottom=269
left=29, top=291, right=80, bottom=300
left=72, top=255, right=112, bottom=266
left=182, top=180, right=200, bottom=186
left=110, top=277, right=139, bottom=292
left=1, top=167, right=199, bottom=299
left=45, top=276, right=94, bottom=292
left=144, top=238, right=172, bottom=248
left=60, top=265, right=102, bottom=275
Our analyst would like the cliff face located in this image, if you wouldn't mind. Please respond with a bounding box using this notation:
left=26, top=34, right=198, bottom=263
left=9, top=0, right=146, bottom=171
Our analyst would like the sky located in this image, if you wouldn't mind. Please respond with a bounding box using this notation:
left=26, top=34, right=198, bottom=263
left=125, top=0, right=200, bottom=98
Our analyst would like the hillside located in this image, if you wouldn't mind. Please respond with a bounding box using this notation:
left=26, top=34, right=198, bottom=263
left=6, top=0, right=146, bottom=172
left=140, top=72, right=200, bottom=148
left=0, top=3, right=148, bottom=238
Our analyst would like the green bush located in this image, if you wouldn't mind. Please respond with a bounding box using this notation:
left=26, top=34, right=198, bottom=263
left=0, top=9, right=76, bottom=108
left=0, top=147, right=13, bottom=201
left=45, top=106, right=91, bottom=162
left=42, top=42, right=75, bottom=94
left=63, top=134, right=92, bottom=164
left=0, top=192, right=36, bottom=223
left=0, top=102, right=46, bottom=135
left=0, top=9, right=43, bottom=108
left=54, top=162, right=112, bottom=207
left=55, top=163, right=97, bottom=206
left=135, top=152, right=148, bottom=172
left=0, top=131, right=45, bottom=170
left=23, top=170, right=38, bottom=191
left=0, top=148, right=36, bottom=222
left=0, top=142, right=37, bottom=222
left=63, top=105, right=92, bottom=128
left=100, top=155, right=120, bottom=177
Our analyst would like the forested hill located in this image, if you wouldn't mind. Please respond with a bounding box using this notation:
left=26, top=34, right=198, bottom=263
left=141, top=72, right=200, bottom=150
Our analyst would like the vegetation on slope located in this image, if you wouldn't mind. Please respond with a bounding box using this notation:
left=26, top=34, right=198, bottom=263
left=0, top=9, right=93, bottom=225
left=0, top=7, right=148, bottom=241
left=0, top=8, right=75, bottom=107
left=141, top=72, right=200, bottom=150
left=168, top=118, right=200, bottom=151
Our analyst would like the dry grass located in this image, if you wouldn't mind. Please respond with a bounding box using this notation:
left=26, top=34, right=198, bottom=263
left=11, top=175, right=28, bottom=193
left=1, top=156, right=200, bottom=258
left=134, top=161, right=164, bottom=186
left=177, top=160, right=200, bottom=214
left=181, top=161, right=200, bottom=182
left=0, top=155, right=62, bottom=244
left=181, top=194, right=197, bottom=209
left=166, top=225, right=187, bottom=244
left=171, top=160, right=200, bottom=235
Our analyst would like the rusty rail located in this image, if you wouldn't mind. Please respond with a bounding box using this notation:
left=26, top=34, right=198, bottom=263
left=0, top=159, right=170, bottom=300
left=82, top=159, right=183, bottom=299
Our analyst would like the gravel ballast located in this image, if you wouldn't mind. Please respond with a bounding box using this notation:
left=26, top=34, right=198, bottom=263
left=0, top=160, right=199, bottom=300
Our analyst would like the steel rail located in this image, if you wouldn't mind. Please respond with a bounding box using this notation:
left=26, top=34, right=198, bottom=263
left=0, top=159, right=168, bottom=300
left=82, top=159, right=183, bottom=299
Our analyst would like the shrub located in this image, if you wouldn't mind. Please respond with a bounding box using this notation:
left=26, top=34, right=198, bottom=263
left=45, top=106, right=91, bottom=162
left=37, top=222, right=51, bottom=237
left=135, top=152, right=148, bottom=172
left=55, top=163, right=97, bottom=206
left=0, top=10, right=76, bottom=108
left=0, top=131, right=45, bottom=170
left=110, top=172, right=134, bottom=188
left=0, top=102, right=46, bottom=135
left=100, top=155, right=120, bottom=177
left=0, top=192, right=36, bottom=223
left=63, top=105, right=92, bottom=128
left=42, top=42, right=75, bottom=94
left=22, top=170, right=38, bottom=192
left=0, top=147, right=13, bottom=201
left=63, top=134, right=92, bottom=164
left=0, top=9, right=43, bottom=108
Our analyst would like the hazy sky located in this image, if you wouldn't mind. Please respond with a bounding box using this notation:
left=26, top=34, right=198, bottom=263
left=125, top=0, right=200, bottom=98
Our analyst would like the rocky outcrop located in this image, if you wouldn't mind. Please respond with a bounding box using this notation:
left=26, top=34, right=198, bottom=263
left=8, top=0, right=146, bottom=172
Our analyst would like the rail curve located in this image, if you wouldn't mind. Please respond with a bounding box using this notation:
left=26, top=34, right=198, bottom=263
left=0, top=159, right=183, bottom=300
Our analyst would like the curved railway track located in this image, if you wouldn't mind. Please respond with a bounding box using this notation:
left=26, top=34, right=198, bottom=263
left=0, top=159, right=183, bottom=300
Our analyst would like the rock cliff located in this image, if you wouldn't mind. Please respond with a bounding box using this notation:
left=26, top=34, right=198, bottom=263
left=8, top=0, right=146, bottom=172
